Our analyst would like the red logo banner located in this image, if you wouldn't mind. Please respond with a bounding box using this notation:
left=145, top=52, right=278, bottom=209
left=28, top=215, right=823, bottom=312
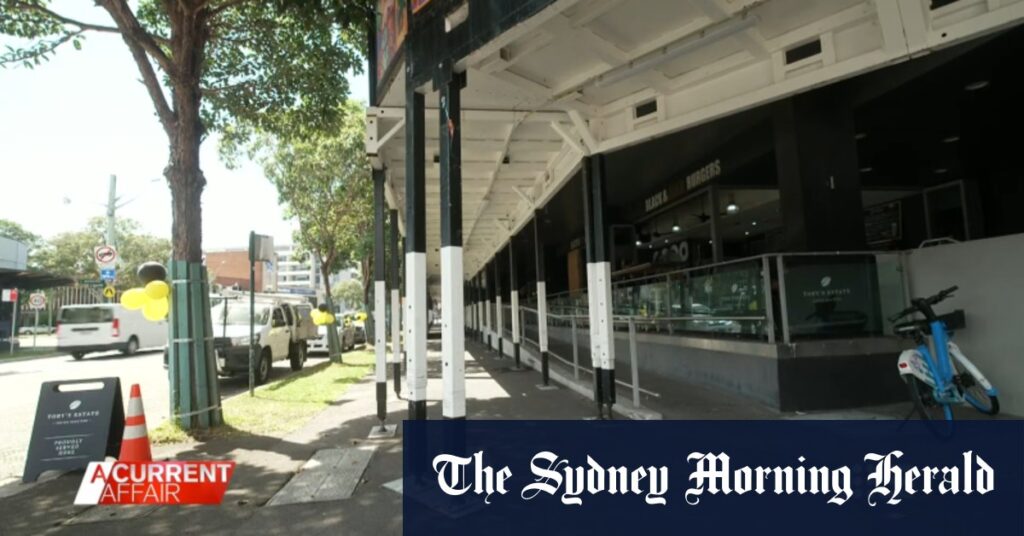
left=75, top=461, right=235, bottom=505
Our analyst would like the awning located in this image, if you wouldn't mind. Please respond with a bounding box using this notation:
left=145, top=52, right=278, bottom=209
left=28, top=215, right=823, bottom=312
left=0, top=268, right=74, bottom=291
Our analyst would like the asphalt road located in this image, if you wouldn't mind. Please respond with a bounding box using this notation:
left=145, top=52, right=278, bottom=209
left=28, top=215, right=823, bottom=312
left=0, top=343, right=323, bottom=483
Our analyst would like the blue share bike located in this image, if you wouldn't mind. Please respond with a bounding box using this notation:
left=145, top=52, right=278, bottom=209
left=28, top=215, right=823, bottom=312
left=890, top=285, right=999, bottom=423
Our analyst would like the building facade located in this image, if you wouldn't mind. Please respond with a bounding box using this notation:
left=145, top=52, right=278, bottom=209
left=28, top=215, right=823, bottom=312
left=367, top=0, right=1024, bottom=419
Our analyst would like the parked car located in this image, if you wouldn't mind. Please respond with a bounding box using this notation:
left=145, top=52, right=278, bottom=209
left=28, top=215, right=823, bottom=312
left=344, top=312, right=367, bottom=345
left=57, top=304, right=167, bottom=360
left=18, top=325, right=55, bottom=335
left=209, top=295, right=318, bottom=384
left=307, top=323, right=356, bottom=355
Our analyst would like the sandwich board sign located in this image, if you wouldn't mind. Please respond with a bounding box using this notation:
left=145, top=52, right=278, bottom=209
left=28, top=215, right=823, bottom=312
left=22, top=377, right=125, bottom=483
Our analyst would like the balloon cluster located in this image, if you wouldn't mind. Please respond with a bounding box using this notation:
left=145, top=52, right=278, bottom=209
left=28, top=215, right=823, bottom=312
left=120, top=262, right=170, bottom=322
left=310, top=304, right=336, bottom=326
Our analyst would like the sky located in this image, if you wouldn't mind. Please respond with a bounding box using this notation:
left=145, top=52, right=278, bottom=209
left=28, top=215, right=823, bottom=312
left=0, top=2, right=368, bottom=250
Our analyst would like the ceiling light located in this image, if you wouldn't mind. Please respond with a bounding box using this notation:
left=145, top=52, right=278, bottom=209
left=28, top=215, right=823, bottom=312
left=744, top=231, right=750, bottom=236
left=934, top=168, right=948, bottom=174
left=635, top=240, right=642, bottom=247
left=854, top=132, right=868, bottom=140
left=751, top=221, right=758, bottom=227
left=860, top=167, right=873, bottom=173
left=964, top=80, right=989, bottom=91
left=943, top=135, right=960, bottom=143
left=726, top=202, right=739, bottom=214
left=671, top=224, right=680, bottom=232
left=664, top=239, right=669, bottom=244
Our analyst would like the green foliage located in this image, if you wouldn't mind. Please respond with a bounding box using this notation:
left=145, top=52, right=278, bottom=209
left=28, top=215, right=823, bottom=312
left=32, top=217, right=170, bottom=289
left=1, top=1, right=371, bottom=143
left=250, top=100, right=373, bottom=293
left=332, top=278, right=364, bottom=310
left=0, top=218, right=41, bottom=250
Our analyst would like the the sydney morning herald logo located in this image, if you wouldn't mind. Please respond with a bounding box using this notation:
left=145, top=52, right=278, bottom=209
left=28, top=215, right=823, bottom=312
left=431, top=450, right=994, bottom=506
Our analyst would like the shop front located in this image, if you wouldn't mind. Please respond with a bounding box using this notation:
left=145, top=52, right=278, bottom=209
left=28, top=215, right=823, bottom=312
left=367, top=0, right=1024, bottom=418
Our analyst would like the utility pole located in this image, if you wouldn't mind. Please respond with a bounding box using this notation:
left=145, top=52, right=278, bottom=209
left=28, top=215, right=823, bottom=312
left=106, top=174, right=117, bottom=247
left=105, top=174, right=117, bottom=303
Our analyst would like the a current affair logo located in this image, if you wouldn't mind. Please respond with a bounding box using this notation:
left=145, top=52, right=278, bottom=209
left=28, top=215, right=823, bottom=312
left=74, top=461, right=235, bottom=505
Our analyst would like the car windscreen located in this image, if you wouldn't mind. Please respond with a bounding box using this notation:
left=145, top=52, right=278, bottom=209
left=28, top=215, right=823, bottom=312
left=213, top=302, right=270, bottom=326
left=60, top=307, right=114, bottom=324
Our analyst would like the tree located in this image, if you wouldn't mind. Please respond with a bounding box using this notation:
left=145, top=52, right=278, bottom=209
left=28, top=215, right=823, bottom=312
left=32, top=217, right=171, bottom=289
left=1, top=1, right=370, bottom=263
left=2, top=0, right=370, bottom=428
left=245, top=99, right=372, bottom=359
left=0, top=219, right=42, bottom=269
left=332, top=278, right=364, bottom=311
left=0, top=218, right=41, bottom=249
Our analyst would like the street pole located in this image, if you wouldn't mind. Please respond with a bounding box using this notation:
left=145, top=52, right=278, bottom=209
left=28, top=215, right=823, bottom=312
left=249, top=232, right=256, bottom=397
left=106, top=174, right=117, bottom=247
left=33, top=309, right=38, bottom=348
left=106, top=174, right=117, bottom=303
left=10, top=297, right=18, bottom=355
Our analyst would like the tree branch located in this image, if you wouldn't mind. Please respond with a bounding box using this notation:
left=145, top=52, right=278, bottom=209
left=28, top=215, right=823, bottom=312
left=94, top=1, right=177, bottom=135
left=10, top=1, right=121, bottom=34
left=210, top=0, right=253, bottom=17
left=98, top=0, right=176, bottom=78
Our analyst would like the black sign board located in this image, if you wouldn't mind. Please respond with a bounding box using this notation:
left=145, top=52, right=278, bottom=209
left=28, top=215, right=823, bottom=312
left=22, top=377, right=124, bottom=482
left=864, top=200, right=902, bottom=245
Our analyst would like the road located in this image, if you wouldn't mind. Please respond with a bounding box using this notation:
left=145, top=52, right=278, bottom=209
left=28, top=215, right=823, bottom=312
left=0, top=343, right=320, bottom=483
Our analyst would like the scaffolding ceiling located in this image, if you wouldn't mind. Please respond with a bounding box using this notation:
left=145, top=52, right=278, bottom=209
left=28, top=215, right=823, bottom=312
left=366, top=0, right=1024, bottom=293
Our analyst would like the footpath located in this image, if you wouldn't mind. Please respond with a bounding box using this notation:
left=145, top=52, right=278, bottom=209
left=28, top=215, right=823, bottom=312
left=0, top=333, right=920, bottom=535
left=0, top=338, right=603, bottom=536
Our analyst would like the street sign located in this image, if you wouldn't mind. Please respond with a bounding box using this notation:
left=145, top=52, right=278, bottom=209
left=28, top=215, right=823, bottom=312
left=100, top=268, right=116, bottom=282
left=1, top=289, right=17, bottom=302
left=23, top=378, right=125, bottom=483
left=103, top=285, right=116, bottom=299
left=94, top=245, right=118, bottom=268
left=28, top=293, right=46, bottom=309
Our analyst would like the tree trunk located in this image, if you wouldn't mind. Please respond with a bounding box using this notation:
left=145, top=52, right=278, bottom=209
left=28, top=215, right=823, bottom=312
left=321, top=260, right=343, bottom=363
left=361, top=257, right=372, bottom=311
left=165, top=5, right=208, bottom=262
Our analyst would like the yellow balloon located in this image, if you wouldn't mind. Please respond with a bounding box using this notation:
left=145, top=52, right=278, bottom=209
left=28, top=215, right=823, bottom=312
left=324, top=313, right=335, bottom=325
left=145, top=280, right=170, bottom=300
left=142, top=297, right=169, bottom=321
left=120, top=288, right=146, bottom=310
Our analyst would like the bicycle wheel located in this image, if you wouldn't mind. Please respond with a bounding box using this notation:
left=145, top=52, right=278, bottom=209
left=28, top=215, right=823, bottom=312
left=905, top=376, right=952, bottom=422
left=953, top=365, right=1000, bottom=416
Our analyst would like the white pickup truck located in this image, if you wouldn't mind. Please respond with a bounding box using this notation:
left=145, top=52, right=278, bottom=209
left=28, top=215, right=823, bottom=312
left=209, top=294, right=318, bottom=384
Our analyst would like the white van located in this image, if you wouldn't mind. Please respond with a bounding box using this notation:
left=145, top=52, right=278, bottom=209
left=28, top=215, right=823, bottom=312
left=57, top=304, right=167, bottom=360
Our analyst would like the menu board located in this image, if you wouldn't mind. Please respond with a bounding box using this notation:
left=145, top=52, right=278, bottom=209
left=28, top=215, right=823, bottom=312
left=864, top=200, right=901, bottom=245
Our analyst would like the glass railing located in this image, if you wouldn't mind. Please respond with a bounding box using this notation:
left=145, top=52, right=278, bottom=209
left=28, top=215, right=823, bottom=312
left=611, top=256, right=770, bottom=340
left=594, top=251, right=908, bottom=343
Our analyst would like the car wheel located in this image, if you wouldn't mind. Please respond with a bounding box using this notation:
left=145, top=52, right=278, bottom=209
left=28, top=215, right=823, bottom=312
left=72, top=352, right=85, bottom=360
left=290, top=343, right=306, bottom=371
left=256, top=350, right=272, bottom=385
left=122, top=336, right=139, bottom=356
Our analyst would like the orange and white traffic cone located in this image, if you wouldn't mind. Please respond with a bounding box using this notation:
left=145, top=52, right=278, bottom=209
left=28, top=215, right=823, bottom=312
left=119, top=383, right=152, bottom=462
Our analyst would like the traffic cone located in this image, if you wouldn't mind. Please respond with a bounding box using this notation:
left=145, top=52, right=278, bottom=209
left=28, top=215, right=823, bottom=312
left=119, top=383, right=152, bottom=462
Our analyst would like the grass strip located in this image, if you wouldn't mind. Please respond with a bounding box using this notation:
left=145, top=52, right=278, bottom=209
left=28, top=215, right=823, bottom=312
left=151, top=349, right=374, bottom=444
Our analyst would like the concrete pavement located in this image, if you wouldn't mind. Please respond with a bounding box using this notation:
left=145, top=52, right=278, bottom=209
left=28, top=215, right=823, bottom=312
left=0, top=333, right=934, bottom=535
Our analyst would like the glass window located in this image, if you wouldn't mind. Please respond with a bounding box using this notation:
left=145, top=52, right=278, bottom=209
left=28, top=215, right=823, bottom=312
left=780, top=255, right=883, bottom=339
left=59, top=307, right=114, bottom=324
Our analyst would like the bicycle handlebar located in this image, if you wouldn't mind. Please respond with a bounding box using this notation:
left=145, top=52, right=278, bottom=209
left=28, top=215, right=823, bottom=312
left=888, top=286, right=958, bottom=322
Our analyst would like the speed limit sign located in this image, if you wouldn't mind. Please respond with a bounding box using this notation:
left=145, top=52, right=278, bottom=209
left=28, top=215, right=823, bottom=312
left=28, top=293, right=46, bottom=310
